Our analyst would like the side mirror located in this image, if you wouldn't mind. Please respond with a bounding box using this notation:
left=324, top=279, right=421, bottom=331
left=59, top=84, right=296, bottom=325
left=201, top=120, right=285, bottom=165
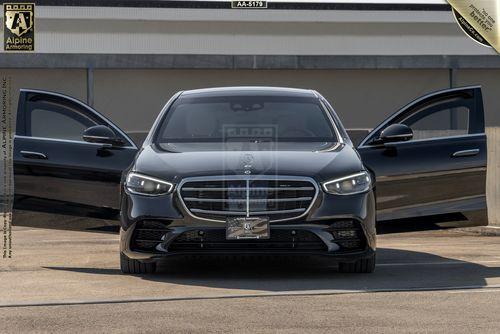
left=378, top=124, right=413, bottom=143
left=82, top=125, right=125, bottom=146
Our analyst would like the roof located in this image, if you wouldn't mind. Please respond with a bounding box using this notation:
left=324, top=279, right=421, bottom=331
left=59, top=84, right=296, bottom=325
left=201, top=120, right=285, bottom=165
left=180, top=86, right=317, bottom=98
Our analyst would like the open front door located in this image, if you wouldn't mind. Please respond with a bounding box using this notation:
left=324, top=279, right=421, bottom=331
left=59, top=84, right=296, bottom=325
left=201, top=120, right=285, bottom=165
left=358, top=86, right=488, bottom=227
left=14, top=89, right=138, bottom=219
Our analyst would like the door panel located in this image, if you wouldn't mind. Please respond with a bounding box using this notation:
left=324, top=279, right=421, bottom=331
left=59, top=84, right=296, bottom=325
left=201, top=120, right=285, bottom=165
left=363, top=135, right=486, bottom=221
left=358, top=86, right=487, bottom=226
left=14, top=137, right=136, bottom=209
left=14, top=89, right=138, bottom=219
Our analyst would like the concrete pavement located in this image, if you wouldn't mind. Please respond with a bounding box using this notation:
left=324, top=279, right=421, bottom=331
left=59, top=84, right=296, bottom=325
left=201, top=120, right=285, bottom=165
left=1, top=212, right=500, bottom=332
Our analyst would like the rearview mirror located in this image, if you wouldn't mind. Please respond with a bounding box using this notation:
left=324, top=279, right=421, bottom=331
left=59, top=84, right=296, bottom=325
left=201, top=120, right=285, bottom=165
left=82, top=125, right=125, bottom=146
left=378, top=124, right=413, bottom=143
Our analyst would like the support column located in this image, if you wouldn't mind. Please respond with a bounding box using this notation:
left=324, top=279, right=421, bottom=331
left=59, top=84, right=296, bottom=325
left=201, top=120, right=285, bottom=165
left=87, top=68, right=94, bottom=107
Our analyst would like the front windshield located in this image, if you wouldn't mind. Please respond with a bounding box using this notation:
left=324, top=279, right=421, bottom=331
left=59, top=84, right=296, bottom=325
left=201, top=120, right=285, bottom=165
left=155, top=95, right=338, bottom=143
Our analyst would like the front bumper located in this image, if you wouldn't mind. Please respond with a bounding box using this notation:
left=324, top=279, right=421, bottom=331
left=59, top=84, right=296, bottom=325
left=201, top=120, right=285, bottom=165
left=120, top=187, right=376, bottom=263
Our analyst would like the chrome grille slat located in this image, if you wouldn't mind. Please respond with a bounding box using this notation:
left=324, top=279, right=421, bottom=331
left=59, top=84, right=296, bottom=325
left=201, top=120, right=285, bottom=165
left=182, top=187, right=314, bottom=191
left=190, top=208, right=306, bottom=216
left=178, top=176, right=318, bottom=222
left=184, top=197, right=313, bottom=203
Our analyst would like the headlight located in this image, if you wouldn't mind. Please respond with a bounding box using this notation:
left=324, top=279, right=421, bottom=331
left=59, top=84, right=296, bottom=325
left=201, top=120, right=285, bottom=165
left=125, top=172, right=174, bottom=196
left=322, top=171, right=371, bottom=195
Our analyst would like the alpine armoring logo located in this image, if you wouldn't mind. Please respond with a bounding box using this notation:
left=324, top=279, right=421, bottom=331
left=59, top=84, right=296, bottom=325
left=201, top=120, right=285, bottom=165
left=221, top=124, right=278, bottom=177
left=3, top=3, right=35, bottom=51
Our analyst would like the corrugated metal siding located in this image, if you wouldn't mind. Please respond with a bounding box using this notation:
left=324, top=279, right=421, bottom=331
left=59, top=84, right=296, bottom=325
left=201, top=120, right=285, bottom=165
left=0, top=6, right=496, bottom=55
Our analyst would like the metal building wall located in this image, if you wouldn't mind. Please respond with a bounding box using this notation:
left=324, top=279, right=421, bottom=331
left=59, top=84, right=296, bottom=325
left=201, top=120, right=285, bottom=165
left=1, top=6, right=496, bottom=56
left=91, top=69, right=450, bottom=132
left=3, top=68, right=498, bottom=132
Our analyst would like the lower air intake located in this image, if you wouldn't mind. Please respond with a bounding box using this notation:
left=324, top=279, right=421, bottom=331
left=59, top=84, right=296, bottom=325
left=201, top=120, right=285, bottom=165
left=130, top=220, right=171, bottom=253
left=169, top=228, right=327, bottom=252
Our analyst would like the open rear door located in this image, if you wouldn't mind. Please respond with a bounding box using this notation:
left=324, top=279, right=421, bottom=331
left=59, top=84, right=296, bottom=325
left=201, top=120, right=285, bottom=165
left=14, top=89, right=138, bottom=219
left=357, top=86, right=487, bottom=227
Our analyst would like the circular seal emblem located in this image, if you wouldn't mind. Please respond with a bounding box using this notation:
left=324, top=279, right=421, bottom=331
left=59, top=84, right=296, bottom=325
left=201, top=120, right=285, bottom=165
left=452, top=8, right=491, bottom=48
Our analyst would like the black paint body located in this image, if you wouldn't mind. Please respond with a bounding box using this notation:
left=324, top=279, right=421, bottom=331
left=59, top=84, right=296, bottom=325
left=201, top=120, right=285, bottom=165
left=13, top=86, right=488, bottom=264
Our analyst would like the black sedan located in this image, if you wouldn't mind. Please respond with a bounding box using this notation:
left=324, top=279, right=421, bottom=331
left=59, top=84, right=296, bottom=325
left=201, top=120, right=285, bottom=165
left=13, top=86, right=488, bottom=274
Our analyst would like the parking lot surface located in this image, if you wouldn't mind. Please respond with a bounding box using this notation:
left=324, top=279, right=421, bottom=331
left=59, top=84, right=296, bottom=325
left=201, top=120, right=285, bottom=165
left=1, top=212, right=500, bottom=333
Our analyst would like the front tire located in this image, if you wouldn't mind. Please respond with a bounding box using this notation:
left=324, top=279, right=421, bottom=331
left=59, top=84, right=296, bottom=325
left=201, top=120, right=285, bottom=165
left=338, top=253, right=376, bottom=273
left=120, top=253, right=157, bottom=274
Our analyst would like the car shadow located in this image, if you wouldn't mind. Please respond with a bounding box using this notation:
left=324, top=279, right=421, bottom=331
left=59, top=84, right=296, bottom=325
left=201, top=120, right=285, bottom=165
left=13, top=210, right=120, bottom=234
left=44, top=247, right=500, bottom=293
left=20, top=210, right=500, bottom=292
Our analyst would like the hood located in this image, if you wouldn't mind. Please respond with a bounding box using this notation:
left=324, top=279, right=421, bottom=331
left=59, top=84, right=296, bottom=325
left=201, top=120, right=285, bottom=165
left=132, top=142, right=364, bottom=184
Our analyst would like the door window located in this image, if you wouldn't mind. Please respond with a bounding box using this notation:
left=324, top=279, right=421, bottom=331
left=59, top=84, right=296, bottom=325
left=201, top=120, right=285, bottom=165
left=26, top=100, right=97, bottom=141
left=359, top=88, right=483, bottom=147
left=401, top=105, right=469, bottom=141
left=17, top=91, right=135, bottom=148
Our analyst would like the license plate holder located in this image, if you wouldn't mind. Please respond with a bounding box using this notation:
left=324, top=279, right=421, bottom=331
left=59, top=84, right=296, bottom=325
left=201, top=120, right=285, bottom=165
left=226, top=217, right=270, bottom=240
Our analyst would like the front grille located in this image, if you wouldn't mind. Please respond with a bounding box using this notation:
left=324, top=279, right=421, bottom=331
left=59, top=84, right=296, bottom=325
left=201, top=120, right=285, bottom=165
left=169, top=228, right=327, bottom=252
left=179, top=177, right=317, bottom=222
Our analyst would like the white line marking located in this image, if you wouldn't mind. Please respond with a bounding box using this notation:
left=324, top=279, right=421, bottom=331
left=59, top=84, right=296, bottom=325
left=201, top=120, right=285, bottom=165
left=2, top=285, right=500, bottom=309
left=35, top=239, right=118, bottom=243
left=448, top=289, right=500, bottom=294
left=378, top=260, right=500, bottom=266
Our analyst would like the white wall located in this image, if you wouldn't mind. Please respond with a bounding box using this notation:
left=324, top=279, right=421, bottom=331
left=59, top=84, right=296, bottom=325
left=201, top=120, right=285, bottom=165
left=0, top=6, right=496, bottom=55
